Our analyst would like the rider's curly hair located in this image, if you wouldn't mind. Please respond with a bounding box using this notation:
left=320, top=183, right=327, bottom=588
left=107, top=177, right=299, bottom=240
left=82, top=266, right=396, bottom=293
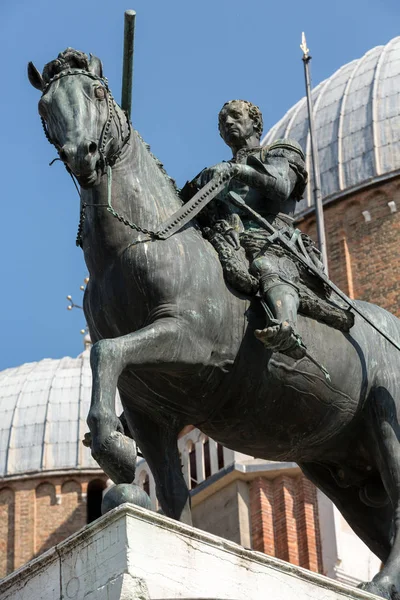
left=218, top=100, right=264, bottom=140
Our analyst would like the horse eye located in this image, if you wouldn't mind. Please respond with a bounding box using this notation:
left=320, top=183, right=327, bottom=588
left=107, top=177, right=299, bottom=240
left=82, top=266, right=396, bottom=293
left=95, top=86, right=105, bottom=100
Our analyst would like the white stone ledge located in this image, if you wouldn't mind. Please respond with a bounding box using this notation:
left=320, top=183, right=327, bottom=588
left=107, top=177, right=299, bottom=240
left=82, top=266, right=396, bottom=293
left=0, top=504, right=381, bottom=600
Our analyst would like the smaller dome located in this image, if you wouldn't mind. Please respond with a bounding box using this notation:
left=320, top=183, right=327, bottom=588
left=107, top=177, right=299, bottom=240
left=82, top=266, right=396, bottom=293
left=0, top=349, right=121, bottom=478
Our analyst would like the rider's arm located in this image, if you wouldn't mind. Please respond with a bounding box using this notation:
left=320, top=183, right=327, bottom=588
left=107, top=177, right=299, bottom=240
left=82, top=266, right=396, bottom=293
left=233, top=157, right=297, bottom=202
left=233, top=139, right=307, bottom=203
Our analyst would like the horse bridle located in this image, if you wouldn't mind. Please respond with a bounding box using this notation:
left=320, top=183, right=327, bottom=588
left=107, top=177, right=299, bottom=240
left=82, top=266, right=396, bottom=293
left=40, top=68, right=136, bottom=246
left=40, top=68, right=131, bottom=173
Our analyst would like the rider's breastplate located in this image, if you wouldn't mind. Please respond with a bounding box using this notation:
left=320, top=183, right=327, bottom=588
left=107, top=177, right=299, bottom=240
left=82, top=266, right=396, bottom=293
left=227, top=178, right=297, bottom=226
left=228, top=149, right=297, bottom=225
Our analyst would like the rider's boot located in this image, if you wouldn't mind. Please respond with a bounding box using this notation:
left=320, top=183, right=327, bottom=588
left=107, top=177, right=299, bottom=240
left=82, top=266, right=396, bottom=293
left=254, top=281, right=306, bottom=359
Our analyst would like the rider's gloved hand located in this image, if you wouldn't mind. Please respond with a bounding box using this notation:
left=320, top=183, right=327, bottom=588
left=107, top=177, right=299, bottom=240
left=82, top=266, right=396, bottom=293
left=198, top=162, right=239, bottom=189
left=224, top=228, right=240, bottom=250
left=215, top=219, right=241, bottom=250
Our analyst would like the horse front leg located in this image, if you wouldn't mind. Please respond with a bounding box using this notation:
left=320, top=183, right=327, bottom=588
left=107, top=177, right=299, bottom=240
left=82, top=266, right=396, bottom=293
left=87, top=318, right=195, bottom=509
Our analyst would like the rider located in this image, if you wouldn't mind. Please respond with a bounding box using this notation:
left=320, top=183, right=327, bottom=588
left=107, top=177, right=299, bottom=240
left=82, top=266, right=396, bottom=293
left=186, top=99, right=322, bottom=358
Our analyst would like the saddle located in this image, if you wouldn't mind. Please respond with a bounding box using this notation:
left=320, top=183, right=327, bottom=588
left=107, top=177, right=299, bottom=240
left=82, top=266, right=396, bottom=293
left=203, top=225, right=354, bottom=333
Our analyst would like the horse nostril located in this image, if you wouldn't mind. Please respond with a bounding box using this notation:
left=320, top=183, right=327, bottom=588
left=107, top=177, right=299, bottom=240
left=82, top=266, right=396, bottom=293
left=88, top=142, right=97, bottom=155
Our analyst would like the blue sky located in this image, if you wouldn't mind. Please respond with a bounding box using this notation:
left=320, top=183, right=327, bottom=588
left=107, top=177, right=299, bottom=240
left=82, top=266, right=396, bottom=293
left=0, top=0, right=399, bottom=370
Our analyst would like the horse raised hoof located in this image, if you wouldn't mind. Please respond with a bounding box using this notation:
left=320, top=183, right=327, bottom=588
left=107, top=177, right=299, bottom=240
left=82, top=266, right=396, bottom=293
left=254, top=322, right=306, bottom=359
left=102, top=483, right=152, bottom=515
left=89, top=430, right=138, bottom=485
left=358, top=579, right=400, bottom=600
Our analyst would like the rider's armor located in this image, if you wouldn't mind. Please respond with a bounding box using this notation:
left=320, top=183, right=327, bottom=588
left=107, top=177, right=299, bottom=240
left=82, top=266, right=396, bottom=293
left=182, top=139, right=329, bottom=357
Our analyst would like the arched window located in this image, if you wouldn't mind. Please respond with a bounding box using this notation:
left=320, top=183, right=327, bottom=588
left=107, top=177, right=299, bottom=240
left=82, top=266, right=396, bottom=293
left=217, top=444, right=224, bottom=470
left=87, top=479, right=107, bottom=524
left=203, top=438, right=211, bottom=479
left=142, top=473, right=150, bottom=496
left=138, top=469, right=151, bottom=496
left=188, top=442, right=197, bottom=489
left=35, top=482, right=57, bottom=554
left=0, top=488, right=14, bottom=577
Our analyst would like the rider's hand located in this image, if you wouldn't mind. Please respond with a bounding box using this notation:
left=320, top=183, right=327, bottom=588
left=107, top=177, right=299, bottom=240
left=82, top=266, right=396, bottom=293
left=198, top=162, right=239, bottom=187
left=224, top=228, right=240, bottom=250
left=215, top=219, right=241, bottom=251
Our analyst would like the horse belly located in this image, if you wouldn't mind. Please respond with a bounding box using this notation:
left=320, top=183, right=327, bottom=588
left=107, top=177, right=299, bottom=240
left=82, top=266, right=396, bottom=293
left=203, top=317, right=368, bottom=462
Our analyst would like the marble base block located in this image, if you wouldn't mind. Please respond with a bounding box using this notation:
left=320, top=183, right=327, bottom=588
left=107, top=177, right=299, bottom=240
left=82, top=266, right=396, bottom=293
left=0, top=504, right=381, bottom=600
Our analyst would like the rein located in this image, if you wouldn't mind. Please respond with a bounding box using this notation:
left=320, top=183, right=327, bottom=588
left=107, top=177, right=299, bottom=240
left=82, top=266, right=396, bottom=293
left=76, top=166, right=159, bottom=247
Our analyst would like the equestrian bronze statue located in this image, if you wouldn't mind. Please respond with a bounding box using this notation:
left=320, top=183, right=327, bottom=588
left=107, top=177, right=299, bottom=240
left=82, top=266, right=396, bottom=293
left=29, top=48, right=400, bottom=600
left=182, top=99, right=328, bottom=361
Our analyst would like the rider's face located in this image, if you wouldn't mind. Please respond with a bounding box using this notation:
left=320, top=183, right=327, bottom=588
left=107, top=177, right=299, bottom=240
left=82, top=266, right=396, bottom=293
left=219, top=102, right=255, bottom=147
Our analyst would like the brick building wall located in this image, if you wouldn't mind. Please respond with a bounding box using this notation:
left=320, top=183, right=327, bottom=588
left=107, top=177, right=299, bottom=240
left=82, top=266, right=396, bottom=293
left=0, top=472, right=107, bottom=578
left=300, top=177, right=400, bottom=312
left=250, top=474, right=322, bottom=573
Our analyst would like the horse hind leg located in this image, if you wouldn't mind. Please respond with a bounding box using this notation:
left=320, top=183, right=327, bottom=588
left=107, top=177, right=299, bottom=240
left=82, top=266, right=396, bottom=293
left=300, top=462, right=392, bottom=566
left=359, top=386, right=400, bottom=600
left=121, top=400, right=192, bottom=524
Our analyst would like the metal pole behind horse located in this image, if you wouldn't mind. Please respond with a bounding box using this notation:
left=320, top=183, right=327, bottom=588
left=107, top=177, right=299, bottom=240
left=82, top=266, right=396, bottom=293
left=300, top=32, right=329, bottom=276
left=121, top=9, right=136, bottom=120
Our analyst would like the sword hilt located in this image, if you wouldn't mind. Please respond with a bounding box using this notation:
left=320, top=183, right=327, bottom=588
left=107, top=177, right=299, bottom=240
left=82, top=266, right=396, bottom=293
left=227, top=191, right=246, bottom=208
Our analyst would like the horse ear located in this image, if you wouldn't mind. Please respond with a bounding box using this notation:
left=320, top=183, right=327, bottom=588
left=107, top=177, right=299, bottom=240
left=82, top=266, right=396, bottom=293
left=89, top=54, right=103, bottom=78
left=27, top=61, right=44, bottom=91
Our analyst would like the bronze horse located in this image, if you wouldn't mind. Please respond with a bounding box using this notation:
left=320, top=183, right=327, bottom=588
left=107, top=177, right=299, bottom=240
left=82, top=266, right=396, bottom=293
left=29, top=50, right=400, bottom=599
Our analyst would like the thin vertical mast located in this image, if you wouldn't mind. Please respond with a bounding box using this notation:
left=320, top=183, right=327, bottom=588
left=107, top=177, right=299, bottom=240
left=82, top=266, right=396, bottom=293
left=121, top=10, right=136, bottom=120
left=300, top=32, right=329, bottom=275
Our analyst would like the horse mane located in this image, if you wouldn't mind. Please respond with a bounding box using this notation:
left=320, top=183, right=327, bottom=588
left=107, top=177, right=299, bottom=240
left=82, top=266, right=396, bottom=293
left=42, top=48, right=181, bottom=198
left=42, top=48, right=90, bottom=83
left=137, top=133, right=181, bottom=198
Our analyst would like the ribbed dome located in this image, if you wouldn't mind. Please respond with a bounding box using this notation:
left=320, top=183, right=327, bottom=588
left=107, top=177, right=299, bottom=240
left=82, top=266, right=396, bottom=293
left=262, top=36, right=400, bottom=216
left=0, top=349, right=121, bottom=478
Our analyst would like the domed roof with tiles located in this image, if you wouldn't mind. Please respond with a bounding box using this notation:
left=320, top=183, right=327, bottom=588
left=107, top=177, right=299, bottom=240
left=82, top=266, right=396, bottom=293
left=0, top=348, right=120, bottom=478
left=262, top=36, right=400, bottom=217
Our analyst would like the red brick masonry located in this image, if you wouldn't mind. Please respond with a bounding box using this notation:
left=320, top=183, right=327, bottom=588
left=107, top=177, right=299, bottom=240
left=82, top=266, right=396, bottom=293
left=250, top=475, right=323, bottom=573
left=0, top=473, right=107, bottom=578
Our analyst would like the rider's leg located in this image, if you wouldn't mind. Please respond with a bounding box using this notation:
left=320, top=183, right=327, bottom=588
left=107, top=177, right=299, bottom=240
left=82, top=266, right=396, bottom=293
left=250, top=255, right=305, bottom=357
left=261, top=277, right=299, bottom=332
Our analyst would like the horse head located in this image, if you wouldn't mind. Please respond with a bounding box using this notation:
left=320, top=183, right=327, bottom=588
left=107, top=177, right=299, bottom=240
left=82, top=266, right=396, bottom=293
left=28, top=48, right=129, bottom=189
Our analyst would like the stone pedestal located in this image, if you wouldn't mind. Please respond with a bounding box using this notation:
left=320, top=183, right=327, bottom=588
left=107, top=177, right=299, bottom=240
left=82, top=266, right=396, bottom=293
left=0, top=504, right=380, bottom=599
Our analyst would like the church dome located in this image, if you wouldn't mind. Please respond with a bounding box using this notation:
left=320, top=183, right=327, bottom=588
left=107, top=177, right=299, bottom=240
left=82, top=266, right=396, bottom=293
left=262, top=36, right=400, bottom=217
left=0, top=348, right=119, bottom=478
